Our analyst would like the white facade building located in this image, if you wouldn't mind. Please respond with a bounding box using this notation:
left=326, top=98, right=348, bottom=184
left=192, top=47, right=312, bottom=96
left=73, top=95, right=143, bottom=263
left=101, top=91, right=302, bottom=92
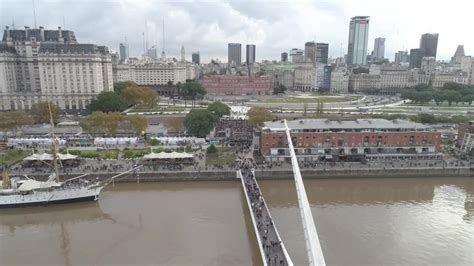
left=330, top=68, right=350, bottom=94
left=289, top=48, right=304, bottom=63
left=114, top=60, right=195, bottom=85
left=294, top=63, right=315, bottom=91
left=0, top=26, right=113, bottom=111
left=372, top=37, right=385, bottom=60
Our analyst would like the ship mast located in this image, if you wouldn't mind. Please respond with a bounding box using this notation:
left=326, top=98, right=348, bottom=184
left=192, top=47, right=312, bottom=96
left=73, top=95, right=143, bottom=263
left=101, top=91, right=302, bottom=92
left=48, top=103, right=60, bottom=183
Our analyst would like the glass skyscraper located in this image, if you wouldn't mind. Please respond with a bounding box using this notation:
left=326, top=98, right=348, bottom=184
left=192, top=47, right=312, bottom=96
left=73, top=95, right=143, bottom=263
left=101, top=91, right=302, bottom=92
left=228, top=43, right=242, bottom=66
left=347, top=16, right=370, bottom=65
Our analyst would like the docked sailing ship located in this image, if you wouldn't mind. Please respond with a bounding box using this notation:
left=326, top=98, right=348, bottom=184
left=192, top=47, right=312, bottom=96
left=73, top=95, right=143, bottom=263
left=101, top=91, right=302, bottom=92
left=0, top=106, right=139, bottom=208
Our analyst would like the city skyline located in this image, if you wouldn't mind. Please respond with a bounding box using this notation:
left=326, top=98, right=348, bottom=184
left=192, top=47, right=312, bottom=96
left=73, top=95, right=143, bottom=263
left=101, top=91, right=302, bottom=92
left=1, top=0, right=473, bottom=63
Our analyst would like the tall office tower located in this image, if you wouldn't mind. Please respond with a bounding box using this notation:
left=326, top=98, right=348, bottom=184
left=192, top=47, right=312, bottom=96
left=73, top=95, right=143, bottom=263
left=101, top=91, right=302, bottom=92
left=409, top=48, right=425, bottom=69
left=147, top=46, right=158, bottom=60
left=246, top=44, right=256, bottom=64
left=192, top=52, right=200, bottom=65
left=347, top=16, right=370, bottom=65
left=228, top=43, right=242, bottom=66
left=281, top=52, right=288, bottom=62
left=289, top=48, right=304, bottom=63
left=395, top=50, right=409, bottom=64
left=305, top=41, right=316, bottom=62
left=315, top=43, right=329, bottom=64
left=181, top=46, right=185, bottom=62
left=420, top=33, right=439, bottom=58
left=451, top=45, right=465, bottom=64
left=119, top=42, right=129, bottom=62
left=372, top=37, right=385, bottom=60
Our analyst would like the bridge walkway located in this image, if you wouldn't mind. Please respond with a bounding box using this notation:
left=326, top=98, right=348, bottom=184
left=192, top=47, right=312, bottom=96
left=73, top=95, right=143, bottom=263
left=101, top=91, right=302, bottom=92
left=238, top=168, right=293, bottom=266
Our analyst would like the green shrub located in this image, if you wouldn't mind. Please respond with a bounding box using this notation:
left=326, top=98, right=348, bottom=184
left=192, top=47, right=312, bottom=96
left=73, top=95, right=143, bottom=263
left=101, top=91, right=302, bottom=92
left=207, top=144, right=217, bottom=154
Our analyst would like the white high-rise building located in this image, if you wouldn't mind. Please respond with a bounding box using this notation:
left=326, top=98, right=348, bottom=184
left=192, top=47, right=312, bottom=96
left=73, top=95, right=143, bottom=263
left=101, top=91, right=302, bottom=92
left=246, top=44, right=256, bottom=65
left=347, top=16, right=370, bottom=65
left=228, top=43, right=242, bottom=66
left=0, top=26, right=113, bottom=111
left=289, top=48, right=304, bottom=63
left=372, top=37, right=385, bottom=61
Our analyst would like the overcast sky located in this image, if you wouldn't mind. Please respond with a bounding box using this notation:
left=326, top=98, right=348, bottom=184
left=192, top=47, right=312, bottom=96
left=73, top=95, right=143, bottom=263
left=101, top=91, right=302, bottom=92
left=1, top=0, right=473, bottom=63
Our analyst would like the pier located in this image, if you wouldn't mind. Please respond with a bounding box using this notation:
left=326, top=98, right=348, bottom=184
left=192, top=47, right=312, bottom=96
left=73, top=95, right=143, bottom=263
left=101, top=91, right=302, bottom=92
left=238, top=168, right=293, bottom=266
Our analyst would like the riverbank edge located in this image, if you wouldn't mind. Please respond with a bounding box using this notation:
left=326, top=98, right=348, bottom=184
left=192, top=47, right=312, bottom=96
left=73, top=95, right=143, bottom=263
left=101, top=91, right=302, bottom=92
left=23, top=167, right=473, bottom=182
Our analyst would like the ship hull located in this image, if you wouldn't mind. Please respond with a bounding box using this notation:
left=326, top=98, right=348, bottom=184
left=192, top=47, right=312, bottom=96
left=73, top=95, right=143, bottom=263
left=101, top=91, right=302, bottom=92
left=0, top=195, right=97, bottom=208
left=0, top=186, right=103, bottom=209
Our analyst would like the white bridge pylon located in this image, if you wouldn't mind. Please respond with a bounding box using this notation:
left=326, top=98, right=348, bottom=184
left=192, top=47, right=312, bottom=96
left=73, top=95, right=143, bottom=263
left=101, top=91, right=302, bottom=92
left=284, top=120, right=326, bottom=266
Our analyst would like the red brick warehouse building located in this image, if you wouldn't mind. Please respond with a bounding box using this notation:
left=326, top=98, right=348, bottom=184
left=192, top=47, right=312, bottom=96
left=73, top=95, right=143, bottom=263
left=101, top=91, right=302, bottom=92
left=202, top=75, right=272, bottom=96
left=259, top=119, right=442, bottom=162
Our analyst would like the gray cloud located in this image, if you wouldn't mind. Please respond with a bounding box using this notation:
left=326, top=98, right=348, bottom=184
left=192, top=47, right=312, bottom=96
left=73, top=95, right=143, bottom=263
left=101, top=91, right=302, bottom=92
left=1, top=0, right=472, bottom=63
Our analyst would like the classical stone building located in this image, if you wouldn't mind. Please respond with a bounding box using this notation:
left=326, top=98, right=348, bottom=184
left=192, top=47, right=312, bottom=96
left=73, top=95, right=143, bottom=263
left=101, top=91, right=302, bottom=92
left=0, top=26, right=113, bottom=111
left=202, top=75, right=272, bottom=96
left=294, top=63, right=315, bottom=91
left=330, top=68, right=350, bottom=94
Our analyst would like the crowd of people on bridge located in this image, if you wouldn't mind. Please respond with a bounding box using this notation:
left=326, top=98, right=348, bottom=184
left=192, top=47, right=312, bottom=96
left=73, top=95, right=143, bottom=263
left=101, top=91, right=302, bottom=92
left=241, top=167, right=287, bottom=266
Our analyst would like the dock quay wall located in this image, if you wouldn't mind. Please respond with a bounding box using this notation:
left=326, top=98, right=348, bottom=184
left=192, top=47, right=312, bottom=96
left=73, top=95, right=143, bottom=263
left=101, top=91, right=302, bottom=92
left=23, top=167, right=472, bottom=182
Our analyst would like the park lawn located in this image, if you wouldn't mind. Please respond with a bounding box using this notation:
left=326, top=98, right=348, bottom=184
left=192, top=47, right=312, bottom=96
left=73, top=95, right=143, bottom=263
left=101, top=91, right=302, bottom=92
left=67, top=149, right=120, bottom=160
left=129, top=105, right=207, bottom=112
left=0, top=150, right=31, bottom=167
left=263, top=96, right=360, bottom=104
left=206, top=147, right=236, bottom=167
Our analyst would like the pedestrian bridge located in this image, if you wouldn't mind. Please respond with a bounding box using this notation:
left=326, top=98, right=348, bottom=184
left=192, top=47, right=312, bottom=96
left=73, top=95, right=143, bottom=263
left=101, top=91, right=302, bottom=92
left=238, top=168, right=293, bottom=266
left=238, top=119, right=326, bottom=266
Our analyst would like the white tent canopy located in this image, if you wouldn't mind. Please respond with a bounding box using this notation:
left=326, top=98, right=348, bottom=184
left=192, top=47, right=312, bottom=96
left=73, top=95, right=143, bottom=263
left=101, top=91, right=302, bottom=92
left=142, top=151, right=193, bottom=160
left=152, top=137, right=206, bottom=146
left=93, top=137, right=139, bottom=146
left=23, top=153, right=78, bottom=161
left=7, top=138, right=67, bottom=147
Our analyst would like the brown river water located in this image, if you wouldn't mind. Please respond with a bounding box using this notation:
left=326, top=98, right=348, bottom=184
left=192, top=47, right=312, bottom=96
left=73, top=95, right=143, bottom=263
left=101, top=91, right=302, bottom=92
left=1, top=177, right=473, bottom=265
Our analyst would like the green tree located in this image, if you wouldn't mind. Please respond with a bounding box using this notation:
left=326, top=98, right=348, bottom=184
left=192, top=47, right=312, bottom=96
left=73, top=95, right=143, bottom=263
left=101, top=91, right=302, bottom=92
left=114, top=81, right=137, bottom=95
left=184, top=109, right=217, bottom=137
left=183, top=80, right=206, bottom=107
left=273, top=84, right=287, bottom=95
left=122, top=85, right=159, bottom=108
left=207, top=101, right=231, bottom=118
left=433, top=90, right=446, bottom=106
left=417, top=113, right=436, bottom=124
left=80, top=112, right=124, bottom=136
left=464, top=94, right=474, bottom=105
left=247, top=107, right=273, bottom=127
left=0, top=111, right=33, bottom=133
left=443, top=90, right=462, bottom=106
left=207, top=144, right=217, bottom=154
left=88, top=91, right=128, bottom=112
left=30, top=101, right=61, bottom=124
left=123, top=115, right=149, bottom=135
left=400, top=85, right=433, bottom=105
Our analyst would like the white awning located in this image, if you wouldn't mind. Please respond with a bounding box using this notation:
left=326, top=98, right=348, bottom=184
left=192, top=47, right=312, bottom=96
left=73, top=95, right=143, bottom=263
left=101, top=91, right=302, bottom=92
left=142, top=151, right=193, bottom=159
left=23, top=153, right=78, bottom=161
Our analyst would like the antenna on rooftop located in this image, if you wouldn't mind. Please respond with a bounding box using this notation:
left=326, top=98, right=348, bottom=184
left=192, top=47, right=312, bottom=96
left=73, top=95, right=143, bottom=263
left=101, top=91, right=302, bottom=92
left=145, top=20, right=149, bottom=52
left=142, top=32, right=146, bottom=58
left=11, top=18, right=15, bottom=30
left=32, top=0, right=37, bottom=29
left=162, top=19, right=165, bottom=53
left=63, top=16, right=66, bottom=29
